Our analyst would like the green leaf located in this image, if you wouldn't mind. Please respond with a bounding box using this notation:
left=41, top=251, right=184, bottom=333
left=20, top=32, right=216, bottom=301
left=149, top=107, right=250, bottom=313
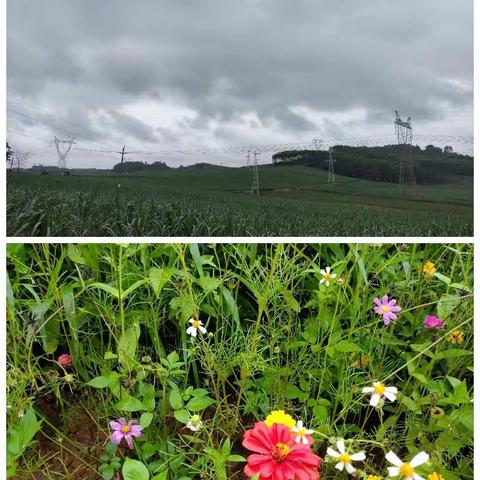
left=169, top=388, right=184, bottom=410
left=114, top=396, right=146, bottom=412
left=104, top=351, right=118, bottom=360
left=149, top=267, right=174, bottom=297
left=67, top=244, right=86, bottom=264
left=122, top=458, right=150, bottom=480
left=118, top=326, right=139, bottom=370
left=89, top=282, right=120, bottom=299
left=123, top=279, right=147, bottom=298
left=228, top=455, right=246, bottom=462
left=174, top=409, right=190, bottom=424
left=87, top=376, right=113, bottom=389
left=435, top=349, right=472, bottom=360
left=333, top=341, right=362, bottom=353
left=139, top=412, right=154, bottom=429
left=186, top=396, right=215, bottom=412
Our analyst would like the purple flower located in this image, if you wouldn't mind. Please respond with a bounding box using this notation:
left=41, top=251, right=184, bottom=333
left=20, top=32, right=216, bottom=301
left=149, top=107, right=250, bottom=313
left=423, top=315, right=444, bottom=329
left=109, top=418, right=143, bottom=449
left=374, top=295, right=401, bottom=325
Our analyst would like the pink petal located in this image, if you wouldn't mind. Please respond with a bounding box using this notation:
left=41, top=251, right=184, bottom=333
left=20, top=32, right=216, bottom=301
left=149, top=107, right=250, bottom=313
left=387, top=299, right=396, bottom=307
left=391, top=306, right=401, bottom=313
left=109, top=421, right=123, bottom=431
left=110, top=430, right=123, bottom=445
left=117, top=417, right=127, bottom=426
left=129, top=425, right=143, bottom=437
left=382, top=294, right=389, bottom=305
left=125, top=433, right=134, bottom=449
left=373, top=298, right=381, bottom=306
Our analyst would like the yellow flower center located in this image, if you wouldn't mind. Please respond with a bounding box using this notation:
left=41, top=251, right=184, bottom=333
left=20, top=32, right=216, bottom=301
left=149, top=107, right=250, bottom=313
left=265, top=410, right=296, bottom=428
left=373, top=383, right=386, bottom=395
left=381, top=306, right=389, bottom=312
left=192, top=320, right=201, bottom=328
left=324, top=274, right=332, bottom=282
left=297, top=427, right=306, bottom=436
left=338, top=453, right=351, bottom=464
left=121, top=425, right=131, bottom=433
left=399, top=463, right=414, bottom=478
left=271, top=442, right=290, bottom=462
left=428, top=473, right=444, bottom=480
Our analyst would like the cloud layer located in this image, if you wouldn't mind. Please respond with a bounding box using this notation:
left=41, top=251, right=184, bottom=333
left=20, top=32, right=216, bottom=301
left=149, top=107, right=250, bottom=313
left=7, top=0, right=473, bottom=167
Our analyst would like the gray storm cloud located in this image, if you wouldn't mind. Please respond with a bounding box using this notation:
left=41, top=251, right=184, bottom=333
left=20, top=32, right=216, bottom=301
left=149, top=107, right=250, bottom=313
left=7, top=0, right=473, bottom=168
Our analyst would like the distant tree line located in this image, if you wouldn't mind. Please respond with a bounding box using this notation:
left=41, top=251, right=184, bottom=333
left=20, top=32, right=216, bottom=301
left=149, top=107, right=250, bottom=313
left=112, top=161, right=170, bottom=173
left=272, top=144, right=473, bottom=184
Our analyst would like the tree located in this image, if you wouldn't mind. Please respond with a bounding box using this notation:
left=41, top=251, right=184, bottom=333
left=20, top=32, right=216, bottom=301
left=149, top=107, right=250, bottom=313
left=443, top=145, right=454, bottom=154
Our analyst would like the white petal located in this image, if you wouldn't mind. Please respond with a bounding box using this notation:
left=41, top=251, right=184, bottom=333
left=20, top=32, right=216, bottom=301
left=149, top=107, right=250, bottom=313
left=410, top=451, right=429, bottom=467
left=362, top=387, right=374, bottom=393
left=302, top=436, right=309, bottom=445
left=350, top=452, right=366, bottom=461
left=387, top=467, right=400, bottom=477
left=320, top=269, right=326, bottom=275
left=294, top=436, right=301, bottom=443
left=186, top=327, right=195, bottom=335
left=188, top=318, right=195, bottom=324
left=370, top=393, right=381, bottom=407
left=327, top=448, right=340, bottom=458
left=336, top=440, right=345, bottom=454
left=331, top=273, right=337, bottom=278
left=292, top=427, right=298, bottom=433
left=413, top=474, right=425, bottom=480
left=325, top=280, right=330, bottom=286
left=385, top=386, right=398, bottom=394
left=345, top=463, right=356, bottom=474
left=386, top=451, right=403, bottom=467
left=326, top=267, right=331, bottom=273
left=335, top=462, right=344, bottom=471
left=199, top=326, right=207, bottom=334
left=319, top=278, right=325, bottom=284
left=190, top=328, right=198, bottom=337
left=305, top=429, right=314, bottom=435
left=384, top=391, right=397, bottom=402
left=297, top=420, right=303, bottom=428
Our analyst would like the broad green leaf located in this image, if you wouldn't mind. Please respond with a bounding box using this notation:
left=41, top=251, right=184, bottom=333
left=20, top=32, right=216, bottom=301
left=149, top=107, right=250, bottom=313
left=186, top=396, right=215, bottom=411
left=122, top=458, right=149, bottom=480
left=435, top=349, right=472, bottom=360
left=174, top=409, right=190, bottom=424
left=87, top=376, right=114, bottom=389
left=123, top=279, right=147, bottom=298
left=67, top=244, right=86, bottom=264
left=114, top=396, right=146, bottom=412
left=89, top=282, right=120, bottom=299
left=118, top=326, right=139, bottom=370
left=169, top=388, right=184, bottom=410
left=149, top=267, right=174, bottom=297
left=139, top=412, right=154, bottom=429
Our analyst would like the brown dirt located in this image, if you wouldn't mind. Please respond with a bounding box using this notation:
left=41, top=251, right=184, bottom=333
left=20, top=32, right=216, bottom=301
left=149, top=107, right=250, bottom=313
left=15, top=395, right=107, bottom=480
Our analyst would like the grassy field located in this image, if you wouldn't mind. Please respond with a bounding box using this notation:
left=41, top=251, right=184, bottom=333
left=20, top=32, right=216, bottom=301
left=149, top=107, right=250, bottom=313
left=7, top=165, right=473, bottom=236
left=6, top=243, right=473, bottom=479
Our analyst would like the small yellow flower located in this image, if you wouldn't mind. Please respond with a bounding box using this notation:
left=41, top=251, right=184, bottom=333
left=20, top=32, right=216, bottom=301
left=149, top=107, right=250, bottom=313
left=428, top=473, right=445, bottom=480
left=422, top=261, right=436, bottom=277
left=265, top=410, right=296, bottom=428
left=448, top=330, right=464, bottom=344
left=64, top=374, right=74, bottom=383
left=367, top=476, right=382, bottom=480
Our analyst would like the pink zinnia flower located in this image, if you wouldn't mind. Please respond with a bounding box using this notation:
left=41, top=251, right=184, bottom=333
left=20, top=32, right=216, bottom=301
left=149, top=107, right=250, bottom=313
left=243, top=421, right=321, bottom=480
left=374, top=295, right=401, bottom=325
left=109, top=418, right=143, bottom=449
left=423, top=315, right=444, bottom=329
left=57, top=353, right=73, bottom=367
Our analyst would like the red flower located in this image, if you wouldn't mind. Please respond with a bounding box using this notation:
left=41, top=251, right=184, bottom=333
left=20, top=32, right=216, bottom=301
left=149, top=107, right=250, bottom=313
left=57, top=353, right=73, bottom=367
left=243, top=422, right=321, bottom=480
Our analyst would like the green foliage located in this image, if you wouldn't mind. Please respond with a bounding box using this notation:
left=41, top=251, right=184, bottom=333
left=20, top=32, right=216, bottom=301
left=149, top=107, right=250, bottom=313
left=6, top=165, right=472, bottom=236
left=6, top=243, right=473, bottom=479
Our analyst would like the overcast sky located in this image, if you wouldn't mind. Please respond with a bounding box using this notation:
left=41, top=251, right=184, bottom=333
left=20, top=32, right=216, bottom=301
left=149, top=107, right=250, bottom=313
left=7, top=0, right=473, bottom=168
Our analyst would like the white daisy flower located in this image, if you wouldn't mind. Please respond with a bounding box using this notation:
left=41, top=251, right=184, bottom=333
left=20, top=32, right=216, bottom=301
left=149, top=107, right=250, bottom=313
left=362, top=381, right=398, bottom=407
left=320, top=267, right=337, bottom=286
left=186, top=318, right=207, bottom=337
left=386, top=450, right=429, bottom=480
left=291, top=420, right=314, bottom=445
left=186, top=414, right=203, bottom=432
left=326, top=439, right=366, bottom=474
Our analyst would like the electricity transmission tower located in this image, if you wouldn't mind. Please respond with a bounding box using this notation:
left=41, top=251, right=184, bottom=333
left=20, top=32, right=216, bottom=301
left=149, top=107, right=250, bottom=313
left=327, top=147, right=335, bottom=183
left=53, top=136, right=75, bottom=170
left=246, top=149, right=251, bottom=167
left=394, top=110, right=415, bottom=187
left=117, top=145, right=131, bottom=163
left=250, top=150, right=260, bottom=195
left=312, top=138, right=323, bottom=150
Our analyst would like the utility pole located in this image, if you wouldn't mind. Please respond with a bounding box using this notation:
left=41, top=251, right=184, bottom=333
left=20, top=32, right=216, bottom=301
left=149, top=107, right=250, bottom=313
left=121, top=145, right=126, bottom=163
left=394, top=110, right=416, bottom=192
left=53, top=136, right=75, bottom=171
left=250, top=150, right=260, bottom=195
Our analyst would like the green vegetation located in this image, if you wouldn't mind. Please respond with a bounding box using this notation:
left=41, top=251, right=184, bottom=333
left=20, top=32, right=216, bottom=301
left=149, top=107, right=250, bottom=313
left=7, top=243, right=473, bottom=479
left=7, top=163, right=472, bottom=236
left=273, top=145, right=473, bottom=184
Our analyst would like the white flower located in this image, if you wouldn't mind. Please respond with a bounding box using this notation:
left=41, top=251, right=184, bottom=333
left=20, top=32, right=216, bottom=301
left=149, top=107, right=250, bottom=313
left=291, top=420, right=314, bottom=445
left=386, top=451, right=429, bottom=480
left=320, top=267, right=337, bottom=286
left=326, top=439, right=366, bottom=474
left=362, top=381, right=397, bottom=407
left=186, top=318, right=207, bottom=337
left=187, top=414, right=203, bottom=432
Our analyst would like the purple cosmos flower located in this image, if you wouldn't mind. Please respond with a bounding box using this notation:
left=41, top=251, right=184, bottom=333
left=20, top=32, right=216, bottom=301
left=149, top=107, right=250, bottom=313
left=109, top=418, right=142, bottom=449
left=374, top=295, right=401, bottom=325
left=423, top=315, right=444, bottom=329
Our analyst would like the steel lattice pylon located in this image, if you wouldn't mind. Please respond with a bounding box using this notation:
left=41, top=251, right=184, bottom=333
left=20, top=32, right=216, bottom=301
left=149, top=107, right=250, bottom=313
left=250, top=150, right=260, bottom=195
left=394, top=110, right=416, bottom=186
left=53, top=136, right=75, bottom=170
left=327, top=147, right=335, bottom=184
